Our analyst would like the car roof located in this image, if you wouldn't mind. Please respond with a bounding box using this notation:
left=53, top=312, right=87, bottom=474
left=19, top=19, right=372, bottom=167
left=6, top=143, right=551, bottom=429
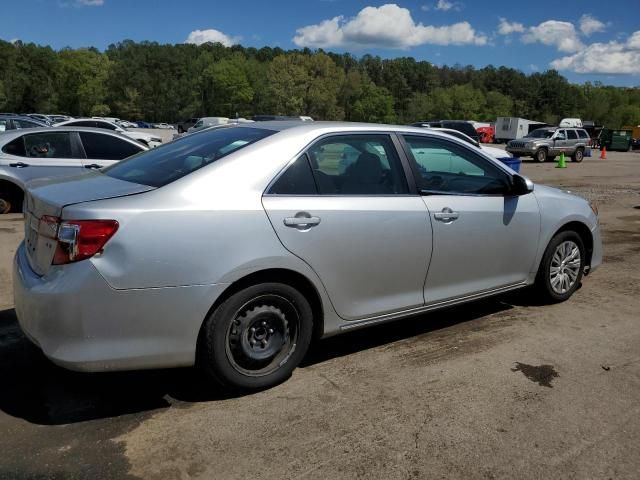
left=0, top=114, right=47, bottom=122
left=0, top=126, right=143, bottom=143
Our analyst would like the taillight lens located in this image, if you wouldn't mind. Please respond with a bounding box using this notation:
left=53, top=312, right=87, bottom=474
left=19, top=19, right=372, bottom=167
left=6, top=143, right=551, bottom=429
left=52, top=219, right=119, bottom=265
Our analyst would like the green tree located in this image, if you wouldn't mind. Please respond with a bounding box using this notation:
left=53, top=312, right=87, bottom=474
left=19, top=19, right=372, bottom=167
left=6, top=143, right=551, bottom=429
left=203, top=56, right=254, bottom=117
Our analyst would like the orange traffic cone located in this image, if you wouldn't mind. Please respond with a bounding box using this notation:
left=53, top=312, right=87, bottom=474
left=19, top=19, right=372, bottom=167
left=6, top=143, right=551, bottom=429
left=600, top=146, right=607, bottom=159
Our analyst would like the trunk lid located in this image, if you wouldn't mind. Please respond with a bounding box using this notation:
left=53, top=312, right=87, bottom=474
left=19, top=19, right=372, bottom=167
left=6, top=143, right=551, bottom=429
left=23, top=172, right=154, bottom=275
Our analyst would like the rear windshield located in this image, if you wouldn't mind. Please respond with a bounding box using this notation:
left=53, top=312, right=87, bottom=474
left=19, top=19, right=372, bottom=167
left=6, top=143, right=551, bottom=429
left=102, top=126, right=275, bottom=187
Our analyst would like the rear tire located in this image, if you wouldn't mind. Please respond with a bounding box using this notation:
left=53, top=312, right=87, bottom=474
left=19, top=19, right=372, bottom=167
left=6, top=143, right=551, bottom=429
left=199, top=283, right=313, bottom=390
left=572, top=148, right=584, bottom=163
left=535, top=148, right=548, bottom=163
left=535, top=231, right=585, bottom=303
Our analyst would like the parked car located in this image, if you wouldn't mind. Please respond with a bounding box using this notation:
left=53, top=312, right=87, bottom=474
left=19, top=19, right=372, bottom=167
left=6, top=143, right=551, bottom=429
left=153, top=123, right=176, bottom=130
left=506, top=127, right=591, bottom=163
left=0, top=127, right=147, bottom=213
left=13, top=122, right=602, bottom=390
left=177, top=118, right=199, bottom=133
left=47, top=115, right=73, bottom=124
left=0, top=115, right=49, bottom=132
left=252, top=115, right=307, bottom=122
left=54, top=118, right=162, bottom=148
left=25, top=114, right=54, bottom=125
left=410, top=120, right=480, bottom=143
left=427, top=127, right=515, bottom=166
left=117, top=120, right=138, bottom=129
left=187, top=117, right=230, bottom=133
left=135, top=121, right=153, bottom=129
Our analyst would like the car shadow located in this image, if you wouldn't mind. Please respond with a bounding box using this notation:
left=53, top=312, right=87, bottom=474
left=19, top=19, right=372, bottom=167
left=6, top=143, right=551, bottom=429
left=0, top=291, right=534, bottom=426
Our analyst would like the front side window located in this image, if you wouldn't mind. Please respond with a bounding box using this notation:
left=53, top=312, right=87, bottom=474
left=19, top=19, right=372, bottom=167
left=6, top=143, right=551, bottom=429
left=193, top=120, right=204, bottom=129
left=307, top=134, right=408, bottom=195
left=80, top=132, right=144, bottom=160
left=403, top=135, right=510, bottom=195
left=103, top=126, right=275, bottom=187
left=22, top=132, right=73, bottom=159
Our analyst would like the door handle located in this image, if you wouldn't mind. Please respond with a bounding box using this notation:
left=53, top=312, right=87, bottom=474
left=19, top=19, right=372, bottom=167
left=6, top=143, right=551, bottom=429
left=84, top=164, right=102, bottom=169
left=284, top=213, right=321, bottom=229
left=433, top=207, right=459, bottom=222
left=9, top=162, right=29, bottom=168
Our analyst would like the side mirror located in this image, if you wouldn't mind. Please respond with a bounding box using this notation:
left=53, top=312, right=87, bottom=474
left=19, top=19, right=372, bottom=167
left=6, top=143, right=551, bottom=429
left=511, top=174, right=534, bottom=196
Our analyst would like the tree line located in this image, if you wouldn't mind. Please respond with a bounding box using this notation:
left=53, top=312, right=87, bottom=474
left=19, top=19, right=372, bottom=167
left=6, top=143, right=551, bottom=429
left=1, top=39, right=639, bottom=127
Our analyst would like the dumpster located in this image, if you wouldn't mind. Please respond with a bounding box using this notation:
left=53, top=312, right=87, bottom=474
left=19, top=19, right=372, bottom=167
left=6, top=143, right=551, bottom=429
left=599, top=128, right=632, bottom=151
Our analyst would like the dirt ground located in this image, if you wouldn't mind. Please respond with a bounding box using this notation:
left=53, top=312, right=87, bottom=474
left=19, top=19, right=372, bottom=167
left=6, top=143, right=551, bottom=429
left=0, top=149, right=639, bottom=480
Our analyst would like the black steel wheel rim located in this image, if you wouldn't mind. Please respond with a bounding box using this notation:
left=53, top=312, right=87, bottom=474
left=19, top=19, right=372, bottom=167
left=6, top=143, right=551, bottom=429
left=225, top=294, right=300, bottom=377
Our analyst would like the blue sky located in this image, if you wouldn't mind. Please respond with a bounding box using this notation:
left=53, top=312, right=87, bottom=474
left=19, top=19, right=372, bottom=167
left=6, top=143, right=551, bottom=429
left=2, top=0, right=640, bottom=86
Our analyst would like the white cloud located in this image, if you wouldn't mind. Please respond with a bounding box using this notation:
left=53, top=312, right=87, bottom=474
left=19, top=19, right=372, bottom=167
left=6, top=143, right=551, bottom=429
left=522, top=20, right=584, bottom=53
left=421, top=4, right=430, bottom=11
left=185, top=29, right=241, bottom=47
left=293, top=4, right=486, bottom=49
left=436, top=0, right=454, bottom=10
left=627, top=31, right=640, bottom=49
left=497, top=18, right=524, bottom=35
left=529, top=64, right=539, bottom=72
left=77, top=0, right=104, bottom=5
left=579, top=14, right=606, bottom=36
left=550, top=31, right=640, bottom=74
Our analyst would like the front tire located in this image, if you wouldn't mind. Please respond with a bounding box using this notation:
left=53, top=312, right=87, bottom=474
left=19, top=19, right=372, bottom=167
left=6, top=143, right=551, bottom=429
left=199, top=283, right=313, bottom=390
left=535, top=148, right=548, bottom=163
left=535, top=231, right=585, bottom=303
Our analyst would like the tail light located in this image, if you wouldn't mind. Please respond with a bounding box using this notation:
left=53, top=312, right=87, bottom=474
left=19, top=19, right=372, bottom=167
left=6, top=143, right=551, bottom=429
left=41, top=218, right=119, bottom=265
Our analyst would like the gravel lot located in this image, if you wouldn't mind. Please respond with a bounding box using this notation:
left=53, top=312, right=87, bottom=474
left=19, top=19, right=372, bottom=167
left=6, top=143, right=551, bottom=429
left=1, top=149, right=639, bottom=479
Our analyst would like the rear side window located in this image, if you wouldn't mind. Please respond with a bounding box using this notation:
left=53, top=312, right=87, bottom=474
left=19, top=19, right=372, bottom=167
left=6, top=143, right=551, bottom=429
left=269, top=154, right=317, bottom=195
left=23, top=132, right=73, bottom=159
left=2, top=136, right=26, bottom=156
left=80, top=132, right=144, bottom=160
left=95, top=121, right=118, bottom=131
left=567, top=130, right=578, bottom=139
left=443, top=122, right=478, bottom=139
left=103, top=126, right=275, bottom=187
left=577, top=130, right=589, bottom=139
left=307, top=134, right=408, bottom=195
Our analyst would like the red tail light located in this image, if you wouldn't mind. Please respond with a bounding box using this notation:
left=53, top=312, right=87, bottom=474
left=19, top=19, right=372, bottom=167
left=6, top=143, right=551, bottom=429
left=51, top=219, right=119, bottom=265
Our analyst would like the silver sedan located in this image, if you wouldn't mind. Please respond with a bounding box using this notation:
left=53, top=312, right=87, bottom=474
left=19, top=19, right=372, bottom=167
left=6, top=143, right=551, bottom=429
left=13, top=122, right=602, bottom=390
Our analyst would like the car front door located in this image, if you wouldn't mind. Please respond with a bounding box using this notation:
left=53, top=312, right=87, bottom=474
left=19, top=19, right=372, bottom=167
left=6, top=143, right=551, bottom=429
left=1, top=131, right=85, bottom=184
left=262, top=133, right=432, bottom=321
left=401, top=134, right=541, bottom=304
left=553, top=129, right=568, bottom=155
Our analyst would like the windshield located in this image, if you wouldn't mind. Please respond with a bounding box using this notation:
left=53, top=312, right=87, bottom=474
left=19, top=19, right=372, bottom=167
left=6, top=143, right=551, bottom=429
left=526, top=129, right=554, bottom=138
left=103, top=126, right=275, bottom=187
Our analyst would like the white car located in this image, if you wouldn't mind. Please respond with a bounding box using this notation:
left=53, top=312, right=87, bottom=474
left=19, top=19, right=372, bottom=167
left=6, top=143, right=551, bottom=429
left=153, top=123, right=176, bottom=130
left=55, top=118, right=162, bottom=148
left=117, top=120, right=139, bottom=129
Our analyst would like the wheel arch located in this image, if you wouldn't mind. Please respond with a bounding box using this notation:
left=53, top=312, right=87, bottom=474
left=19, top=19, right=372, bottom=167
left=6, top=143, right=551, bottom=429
left=0, top=178, right=25, bottom=213
left=553, top=221, right=594, bottom=267
left=198, top=268, right=325, bottom=350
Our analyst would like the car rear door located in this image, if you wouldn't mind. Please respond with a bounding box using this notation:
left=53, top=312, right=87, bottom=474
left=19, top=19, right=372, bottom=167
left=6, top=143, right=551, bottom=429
left=1, top=131, right=85, bottom=184
left=401, top=134, right=540, bottom=304
left=262, top=133, right=432, bottom=321
left=78, top=131, right=146, bottom=169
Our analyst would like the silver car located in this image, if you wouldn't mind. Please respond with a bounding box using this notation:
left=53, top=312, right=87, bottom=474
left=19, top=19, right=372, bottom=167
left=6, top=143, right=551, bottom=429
left=13, top=122, right=602, bottom=390
left=0, top=127, right=147, bottom=213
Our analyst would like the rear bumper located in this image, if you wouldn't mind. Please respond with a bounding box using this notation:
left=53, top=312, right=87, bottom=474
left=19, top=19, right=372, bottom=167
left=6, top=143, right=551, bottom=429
left=13, top=243, right=227, bottom=372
